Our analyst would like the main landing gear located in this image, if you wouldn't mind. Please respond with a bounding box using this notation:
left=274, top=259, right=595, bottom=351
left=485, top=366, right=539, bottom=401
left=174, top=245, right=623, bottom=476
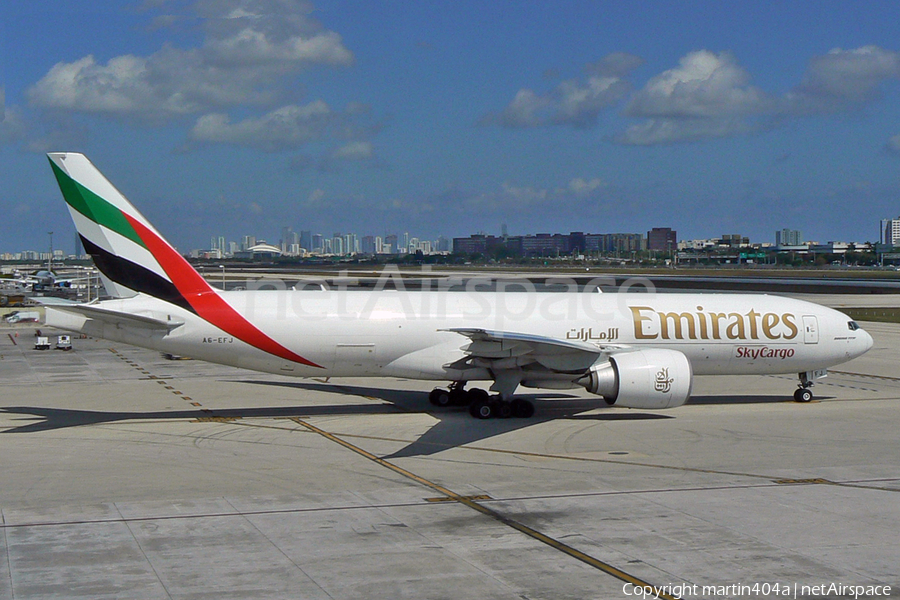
left=793, top=372, right=815, bottom=402
left=428, top=383, right=535, bottom=419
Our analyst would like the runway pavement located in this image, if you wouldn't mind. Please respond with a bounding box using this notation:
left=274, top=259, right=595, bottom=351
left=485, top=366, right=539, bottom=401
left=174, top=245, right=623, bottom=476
left=0, top=321, right=897, bottom=599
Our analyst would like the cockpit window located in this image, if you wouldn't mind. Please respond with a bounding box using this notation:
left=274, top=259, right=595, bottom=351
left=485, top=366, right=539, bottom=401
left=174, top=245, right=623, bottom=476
left=848, top=321, right=860, bottom=331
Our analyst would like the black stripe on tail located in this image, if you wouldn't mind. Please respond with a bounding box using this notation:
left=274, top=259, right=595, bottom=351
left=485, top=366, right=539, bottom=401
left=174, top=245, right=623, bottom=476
left=81, top=235, right=195, bottom=314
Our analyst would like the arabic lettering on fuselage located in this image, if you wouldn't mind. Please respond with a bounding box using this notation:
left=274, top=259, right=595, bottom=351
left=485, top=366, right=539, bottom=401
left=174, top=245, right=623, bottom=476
left=565, top=327, right=619, bottom=342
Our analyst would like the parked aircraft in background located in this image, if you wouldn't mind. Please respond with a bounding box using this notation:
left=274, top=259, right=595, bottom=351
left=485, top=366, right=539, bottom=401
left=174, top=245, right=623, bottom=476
left=8, top=269, right=85, bottom=291
left=44, top=153, right=873, bottom=419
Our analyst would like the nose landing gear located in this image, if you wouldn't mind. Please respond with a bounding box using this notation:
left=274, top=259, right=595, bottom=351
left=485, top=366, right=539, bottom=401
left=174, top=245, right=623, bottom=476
left=793, top=370, right=823, bottom=402
left=793, top=387, right=814, bottom=402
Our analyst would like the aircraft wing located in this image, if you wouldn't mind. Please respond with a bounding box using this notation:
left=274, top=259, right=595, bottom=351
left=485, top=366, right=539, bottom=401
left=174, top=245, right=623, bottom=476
left=46, top=304, right=183, bottom=331
left=445, top=327, right=624, bottom=373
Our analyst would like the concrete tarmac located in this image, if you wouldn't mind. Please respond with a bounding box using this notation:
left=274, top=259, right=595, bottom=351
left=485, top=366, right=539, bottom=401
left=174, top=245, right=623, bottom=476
left=0, top=322, right=897, bottom=599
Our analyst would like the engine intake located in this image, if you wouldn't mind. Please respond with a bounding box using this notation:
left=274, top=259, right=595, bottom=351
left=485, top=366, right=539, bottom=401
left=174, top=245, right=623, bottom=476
left=578, top=349, right=692, bottom=409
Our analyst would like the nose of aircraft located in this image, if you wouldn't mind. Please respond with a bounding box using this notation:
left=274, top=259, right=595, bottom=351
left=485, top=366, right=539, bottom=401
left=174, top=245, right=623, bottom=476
left=861, top=328, right=875, bottom=354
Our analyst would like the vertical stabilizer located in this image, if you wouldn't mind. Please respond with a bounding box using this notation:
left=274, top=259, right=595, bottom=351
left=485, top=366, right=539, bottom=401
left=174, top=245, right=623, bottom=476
left=47, top=152, right=321, bottom=368
left=48, top=152, right=213, bottom=308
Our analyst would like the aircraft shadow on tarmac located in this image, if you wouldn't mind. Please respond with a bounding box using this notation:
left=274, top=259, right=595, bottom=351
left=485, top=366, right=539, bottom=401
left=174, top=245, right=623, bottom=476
left=227, top=379, right=674, bottom=458
left=0, top=380, right=674, bottom=458
left=686, top=394, right=826, bottom=405
left=0, top=383, right=806, bottom=456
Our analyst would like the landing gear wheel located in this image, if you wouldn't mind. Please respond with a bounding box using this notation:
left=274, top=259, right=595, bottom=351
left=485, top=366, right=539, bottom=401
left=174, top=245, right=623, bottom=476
left=448, top=382, right=468, bottom=406
left=496, top=399, right=513, bottom=419
left=511, top=398, right=535, bottom=418
left=469, top=398, right=494, bottom=419
left=466, top=388, right=489, bottom=404
left=794, top=388, right=813, bottom=402
left=428, top=388, right=452, bottom=407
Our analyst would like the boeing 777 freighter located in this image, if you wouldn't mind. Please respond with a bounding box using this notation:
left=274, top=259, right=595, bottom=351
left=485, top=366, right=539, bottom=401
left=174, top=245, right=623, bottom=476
left=44, top=153, right=873, bottom=418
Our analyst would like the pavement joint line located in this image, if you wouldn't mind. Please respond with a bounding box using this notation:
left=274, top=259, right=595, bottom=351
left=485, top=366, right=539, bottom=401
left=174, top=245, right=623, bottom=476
left=106, top=346, right=204, bottom=409
left=332, top=431, right=784, bottom=481
left=831, top=370, right=900, bottom=382
left=0, top=499, right=439, bottom=530
left=114, top=503, right=175, bottom=600
left=332, top=431, right=900, bottom=493
left=1, top=508, right=11, bottom=595
left=283, top=416, right=683, bottom=599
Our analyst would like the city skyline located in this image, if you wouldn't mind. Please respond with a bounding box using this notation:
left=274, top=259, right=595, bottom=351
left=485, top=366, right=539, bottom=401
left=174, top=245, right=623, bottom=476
left=4, top=217, right=896, bottom=262
left=3, top=3, right=900, bottom=252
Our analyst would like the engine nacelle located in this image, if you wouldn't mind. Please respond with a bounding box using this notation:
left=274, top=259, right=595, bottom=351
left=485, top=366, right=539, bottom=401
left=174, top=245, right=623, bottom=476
left=577, top=349, right=692, bottom=409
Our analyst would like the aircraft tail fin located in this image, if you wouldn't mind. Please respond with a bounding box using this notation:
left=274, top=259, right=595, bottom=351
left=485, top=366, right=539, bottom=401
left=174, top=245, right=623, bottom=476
left=47, top=152, right=322, bottom=368
left=47, top=152, right=214, bottom=310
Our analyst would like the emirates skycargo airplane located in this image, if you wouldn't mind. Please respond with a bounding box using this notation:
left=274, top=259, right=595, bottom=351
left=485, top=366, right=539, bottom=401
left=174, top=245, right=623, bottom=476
left=45, top=152, right=874, bottom=419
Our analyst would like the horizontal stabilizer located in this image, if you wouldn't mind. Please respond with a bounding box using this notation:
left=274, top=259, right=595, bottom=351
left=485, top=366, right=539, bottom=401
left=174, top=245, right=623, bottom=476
left=47, top=303, right=183, bottom=331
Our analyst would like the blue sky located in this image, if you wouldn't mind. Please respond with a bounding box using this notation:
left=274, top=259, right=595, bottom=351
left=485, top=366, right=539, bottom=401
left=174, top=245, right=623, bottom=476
left=3, top=0, right=900, bottom=255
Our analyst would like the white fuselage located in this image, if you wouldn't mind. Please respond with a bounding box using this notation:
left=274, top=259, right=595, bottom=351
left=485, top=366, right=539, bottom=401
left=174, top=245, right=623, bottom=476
left=49, top=290, right=873, bottom=383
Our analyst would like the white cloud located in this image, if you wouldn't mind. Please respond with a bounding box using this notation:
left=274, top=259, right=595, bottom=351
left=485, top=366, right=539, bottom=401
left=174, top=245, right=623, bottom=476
left=490, top=45, right=900, bottom=147
left=188, top=101, right=380, bottom=153
left=625, top=51, right=771, bottom=119
left=483, top=53, right=642, bottom=129
left=622, top=46, right=900, bottom=145
left=567, top=177, right=606, bottom=196
left=618, top=117, right=755, bottom=146
left=789, top=46, right=900, bottom=111
left=0, top=88, right=28, bottom=144
left=457, top=176, right=614, bottom=214
left=491, top=89, right=553, bottom=128
left=331, top=140, right=373, bottom=161
left=28, top=0, right=352, bottom=123
left=188, top=101, right=341, bottom=150
left=618, top=51, right=773, bottom=145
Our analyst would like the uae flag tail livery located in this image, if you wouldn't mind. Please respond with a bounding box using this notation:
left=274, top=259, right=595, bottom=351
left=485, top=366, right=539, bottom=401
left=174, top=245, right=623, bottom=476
left=47, top=152, right=320, bottom=368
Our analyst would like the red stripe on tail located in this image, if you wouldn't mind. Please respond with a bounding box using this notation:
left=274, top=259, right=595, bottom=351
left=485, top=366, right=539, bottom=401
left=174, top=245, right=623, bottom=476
left=125, top=215, right=322, bottom=368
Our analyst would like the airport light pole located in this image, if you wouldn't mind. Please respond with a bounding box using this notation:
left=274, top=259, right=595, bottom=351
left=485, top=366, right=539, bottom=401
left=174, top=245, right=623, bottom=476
left=219, top=265, right=225, bottom=290
left=48, top=231, right=54, bottom=272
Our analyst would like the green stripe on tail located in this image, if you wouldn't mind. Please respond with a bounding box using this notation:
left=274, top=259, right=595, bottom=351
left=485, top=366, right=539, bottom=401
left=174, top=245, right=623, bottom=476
left=49, top=158, right=146, bottom=248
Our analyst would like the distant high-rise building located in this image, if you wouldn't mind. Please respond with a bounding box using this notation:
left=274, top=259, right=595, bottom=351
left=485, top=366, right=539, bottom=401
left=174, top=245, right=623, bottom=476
left=312, top=234, right=324, bottom=253
left=299, top=230, right=312, bottom=252
left=720, top=234, right=749, bottom=247
left=880, top=218, right=900, bottom=247
left=776, top=229, right=803, bottom=246
left=242, top=235, right=256, bottom=251
left=385, top=234, right=398, bottom=254
left=647, top=227, right=677, bottom=252
left=343, top=233, right=358, bottom=254
left=280, top=227, right=299, bottom=254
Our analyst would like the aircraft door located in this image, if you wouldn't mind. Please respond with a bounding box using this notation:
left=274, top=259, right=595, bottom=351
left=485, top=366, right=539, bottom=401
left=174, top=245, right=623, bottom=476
left=802, top=315, right=819, bottom=344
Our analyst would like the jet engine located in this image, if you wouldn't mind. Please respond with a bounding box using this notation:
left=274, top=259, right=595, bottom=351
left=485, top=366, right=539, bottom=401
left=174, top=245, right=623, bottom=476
left=577, top=349, right=692, bottom=409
